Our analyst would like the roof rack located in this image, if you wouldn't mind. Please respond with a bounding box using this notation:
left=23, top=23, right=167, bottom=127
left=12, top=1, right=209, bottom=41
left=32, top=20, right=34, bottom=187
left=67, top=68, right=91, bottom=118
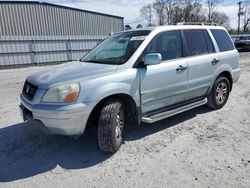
left=177, top=22, right=218, bottom=26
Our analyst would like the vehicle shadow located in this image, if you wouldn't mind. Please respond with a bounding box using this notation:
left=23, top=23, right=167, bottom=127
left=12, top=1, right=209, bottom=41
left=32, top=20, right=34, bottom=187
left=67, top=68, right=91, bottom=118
left=0, top=122, right=109, bottom=182
left=0, top=105, right=212, bottom=182
left=125, top=105, right=213, bottom=141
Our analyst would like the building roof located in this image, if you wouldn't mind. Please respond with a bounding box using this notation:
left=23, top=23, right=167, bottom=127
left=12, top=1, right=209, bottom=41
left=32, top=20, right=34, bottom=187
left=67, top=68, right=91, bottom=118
left=0, top=1, right=124, bottom=19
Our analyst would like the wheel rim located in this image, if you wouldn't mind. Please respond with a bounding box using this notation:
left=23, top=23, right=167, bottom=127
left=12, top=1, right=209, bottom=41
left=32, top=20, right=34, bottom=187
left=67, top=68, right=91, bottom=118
left=115, top=108, right=124, bottom=140
left=215, top=82, right=228, bottom=105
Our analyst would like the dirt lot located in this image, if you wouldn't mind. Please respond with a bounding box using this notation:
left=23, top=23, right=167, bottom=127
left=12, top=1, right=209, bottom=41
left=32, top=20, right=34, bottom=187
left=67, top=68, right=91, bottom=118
left=0, top=53, right=250, bottom=188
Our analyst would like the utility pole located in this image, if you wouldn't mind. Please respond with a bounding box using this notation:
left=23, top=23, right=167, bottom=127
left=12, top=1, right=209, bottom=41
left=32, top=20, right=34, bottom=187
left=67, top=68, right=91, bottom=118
left=149, top=4, right=152, bottom=26
left=238, top=1, right=243, bottom=34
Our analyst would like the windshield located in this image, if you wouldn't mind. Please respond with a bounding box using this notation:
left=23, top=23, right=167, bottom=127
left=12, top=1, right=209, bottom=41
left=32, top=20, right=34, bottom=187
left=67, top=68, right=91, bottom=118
left=80, top=30, right=151, bottom=65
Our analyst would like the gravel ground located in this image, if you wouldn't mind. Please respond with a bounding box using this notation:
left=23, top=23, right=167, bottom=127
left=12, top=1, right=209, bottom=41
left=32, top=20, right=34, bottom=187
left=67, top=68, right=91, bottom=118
left=0, top=53, right=250, bottom=188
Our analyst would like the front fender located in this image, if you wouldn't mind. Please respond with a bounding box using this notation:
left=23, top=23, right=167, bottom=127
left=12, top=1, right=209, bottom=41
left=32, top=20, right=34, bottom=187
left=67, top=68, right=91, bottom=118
left=84, top=82, right=134, bottom=102
left=77, top=68, right=140, bottom=105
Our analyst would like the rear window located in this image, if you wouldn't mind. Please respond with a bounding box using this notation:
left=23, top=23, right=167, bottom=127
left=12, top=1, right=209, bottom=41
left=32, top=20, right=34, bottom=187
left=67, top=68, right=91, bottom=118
left=183, top=29, right=212, bottom=56
left=211, top=29, right=235, bottom=52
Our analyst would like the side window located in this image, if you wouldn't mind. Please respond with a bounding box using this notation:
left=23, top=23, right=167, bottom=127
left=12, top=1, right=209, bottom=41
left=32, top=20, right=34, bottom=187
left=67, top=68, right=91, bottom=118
left=204, top=30, right=215, bottom=53
left=145, top=30, right=183, bottom=61
left=183, top=29, right=210, bottom=56
left=210, top=29, right=235, bottom=52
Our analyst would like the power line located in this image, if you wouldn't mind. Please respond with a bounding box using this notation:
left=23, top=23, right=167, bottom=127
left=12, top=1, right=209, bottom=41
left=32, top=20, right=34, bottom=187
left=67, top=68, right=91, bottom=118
left=125, top=10, right=158, bottom=25
left=124, top=17, right=148, bottom=25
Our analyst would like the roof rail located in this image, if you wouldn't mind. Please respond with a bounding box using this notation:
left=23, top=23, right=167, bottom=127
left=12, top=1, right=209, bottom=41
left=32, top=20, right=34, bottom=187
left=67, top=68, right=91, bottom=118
left=177, top=22, right=218, bottom=26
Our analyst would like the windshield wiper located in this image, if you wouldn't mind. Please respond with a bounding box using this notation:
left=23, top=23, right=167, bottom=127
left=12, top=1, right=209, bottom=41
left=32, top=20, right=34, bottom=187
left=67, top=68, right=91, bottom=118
left=83, top=59, right=106, bottom=64
left=82, top=59, right=121, bottom=65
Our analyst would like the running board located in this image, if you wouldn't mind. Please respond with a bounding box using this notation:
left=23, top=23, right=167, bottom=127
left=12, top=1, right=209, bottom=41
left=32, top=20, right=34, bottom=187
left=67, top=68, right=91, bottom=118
left=142, top=98, right=207, bottom=123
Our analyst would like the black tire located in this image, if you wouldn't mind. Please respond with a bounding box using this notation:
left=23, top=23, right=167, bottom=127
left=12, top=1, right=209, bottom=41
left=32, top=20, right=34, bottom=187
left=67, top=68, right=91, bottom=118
left=207, top=76, right=230, bottom=109
left=98, top=99, right=125, bottom=153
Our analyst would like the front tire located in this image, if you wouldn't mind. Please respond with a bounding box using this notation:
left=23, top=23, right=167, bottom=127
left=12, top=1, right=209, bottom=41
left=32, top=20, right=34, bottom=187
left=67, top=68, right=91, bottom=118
left=98, top=99, right=125, bottom=153
left=207, top=76, right=230, bottom=109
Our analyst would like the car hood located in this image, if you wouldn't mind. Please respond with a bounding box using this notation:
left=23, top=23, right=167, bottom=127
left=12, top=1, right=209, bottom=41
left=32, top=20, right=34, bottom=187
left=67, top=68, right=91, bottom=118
left=27, top=61, right=118, bottom=89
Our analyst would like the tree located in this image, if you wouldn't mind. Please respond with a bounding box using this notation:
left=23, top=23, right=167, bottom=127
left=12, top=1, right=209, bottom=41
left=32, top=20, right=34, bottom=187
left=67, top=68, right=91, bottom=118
left=181, top=0, right=206, bottom=23
left=205, top=0, right=230, bottom=27
left=207, top=0, right=219, bottom=23
left=163, top=0, right=174, bottom=25
left=154, top=0, right=175, bottom=25
left=243, top=17, right=250, bottom=32
left=136, top=24, right=143, bottom=28
left=243, top=2, right=250, bottom=32
left=206, top=0, right=226, bottom=24
left=228, top=28, right=238, bottom=34
left=140, top=4, right=154, bottom=26
left=139, top=0, right=225, bottom=26
left=212, top=12, right=229, bottom=28
left=153, top=0, right=166, bottom=25
left=170, top=1, right=183, bottom=24
left=170, top=0, right=206, bottom=24
left=124, top=25, right=132, bottom=30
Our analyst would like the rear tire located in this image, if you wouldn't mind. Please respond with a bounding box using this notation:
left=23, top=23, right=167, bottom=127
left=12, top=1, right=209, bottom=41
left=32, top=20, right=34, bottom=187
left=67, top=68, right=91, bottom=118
left=207, top=76, right=230, bottom=109
left=98, top=99, right=125, bottom=153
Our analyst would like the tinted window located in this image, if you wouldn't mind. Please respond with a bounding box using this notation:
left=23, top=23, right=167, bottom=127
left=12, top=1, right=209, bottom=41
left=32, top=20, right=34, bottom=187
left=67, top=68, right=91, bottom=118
left=204, top=31, right=215, bottom=53
left=211, top=29, right=234, bottom=52
left=145, top=31, right=183, bottom=61
left=183, top=30, right=209, bottom=56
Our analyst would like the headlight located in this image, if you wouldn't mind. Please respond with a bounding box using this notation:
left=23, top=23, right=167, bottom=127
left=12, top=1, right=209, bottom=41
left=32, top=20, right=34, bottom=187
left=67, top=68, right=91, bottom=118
left=42, top=83, right=80, bottom=103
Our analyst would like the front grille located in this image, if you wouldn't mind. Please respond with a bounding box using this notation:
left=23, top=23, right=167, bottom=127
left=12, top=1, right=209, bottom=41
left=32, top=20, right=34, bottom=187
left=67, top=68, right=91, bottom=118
left=22, top=81, right=38, bottom=101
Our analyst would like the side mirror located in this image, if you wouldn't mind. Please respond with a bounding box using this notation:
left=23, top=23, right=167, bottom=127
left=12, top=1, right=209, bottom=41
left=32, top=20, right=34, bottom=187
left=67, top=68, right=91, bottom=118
left=144, top=53, right=162, bottom=66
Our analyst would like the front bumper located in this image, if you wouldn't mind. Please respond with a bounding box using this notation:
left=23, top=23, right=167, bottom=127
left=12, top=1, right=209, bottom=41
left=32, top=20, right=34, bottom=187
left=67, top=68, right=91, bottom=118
left=20, top=94, right=97, bottom=136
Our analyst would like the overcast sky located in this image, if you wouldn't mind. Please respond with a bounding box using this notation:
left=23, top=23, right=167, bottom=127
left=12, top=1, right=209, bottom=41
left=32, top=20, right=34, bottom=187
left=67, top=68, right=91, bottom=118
left=45, top=0, right=241, bottom=28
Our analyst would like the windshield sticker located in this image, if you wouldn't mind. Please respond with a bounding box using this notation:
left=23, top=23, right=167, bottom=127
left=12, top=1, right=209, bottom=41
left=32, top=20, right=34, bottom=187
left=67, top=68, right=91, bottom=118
left=130, top=36, right=146, bottom=41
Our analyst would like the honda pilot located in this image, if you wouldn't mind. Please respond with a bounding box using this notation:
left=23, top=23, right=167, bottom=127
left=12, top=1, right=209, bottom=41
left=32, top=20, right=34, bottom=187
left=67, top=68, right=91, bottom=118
left=19, top=25, right=240, bottom=153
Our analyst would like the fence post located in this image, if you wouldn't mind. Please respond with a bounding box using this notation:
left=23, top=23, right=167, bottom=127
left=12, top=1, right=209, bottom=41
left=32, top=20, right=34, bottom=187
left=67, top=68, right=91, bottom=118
left=66, top=39, right=72, bottom=61
left=29, top=40, right=38, bottom=65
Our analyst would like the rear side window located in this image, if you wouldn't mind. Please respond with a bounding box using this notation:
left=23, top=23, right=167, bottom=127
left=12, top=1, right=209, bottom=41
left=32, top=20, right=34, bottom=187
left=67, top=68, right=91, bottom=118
left=183, top=30, right=212, bottom=56
left=204, top=31, right=215, bottom=53
left=210, top=29, right=235, bottom=52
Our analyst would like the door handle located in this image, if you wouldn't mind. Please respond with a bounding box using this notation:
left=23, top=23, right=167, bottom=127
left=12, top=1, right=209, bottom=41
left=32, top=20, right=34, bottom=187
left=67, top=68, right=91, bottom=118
left=212, top=59, right=220, bottom=65
left=176, top=65, right=187, bottom=72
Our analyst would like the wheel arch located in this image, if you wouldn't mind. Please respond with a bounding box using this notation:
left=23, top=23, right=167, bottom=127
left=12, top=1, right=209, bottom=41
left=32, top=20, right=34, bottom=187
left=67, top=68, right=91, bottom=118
left=86, top=93, right=141, bottom=129
left=216, top=71, right=233, bottom=91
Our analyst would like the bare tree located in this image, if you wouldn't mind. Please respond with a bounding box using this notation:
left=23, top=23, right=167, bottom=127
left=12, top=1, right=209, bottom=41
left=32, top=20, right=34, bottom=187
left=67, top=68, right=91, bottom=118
left=205, top=0, right=230, bottom=27
left=153, top=0, right=166, bottom=25
left=170, top=0, right=206, bottom=24
left=207, top=0, right=217, bottom=23
left=243, top=17, right=250, bottom=32
left=140, top=4, right=154, bottom=26
left=213, top=12, right=229, bottom=28
left=171, top=1, right=183, bottom=24
left=206, top=0, right=224, bottom=23
left=139, top=0, right=217, bottom=26
left=243, top=2, right=250, bottom=32
left=182, top=0, right=206, bottom=23
left=163, top=0, right=174, bottom=25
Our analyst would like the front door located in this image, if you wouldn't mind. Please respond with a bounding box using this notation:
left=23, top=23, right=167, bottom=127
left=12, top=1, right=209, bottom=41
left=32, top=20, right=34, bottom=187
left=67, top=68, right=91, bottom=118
left=139, top=30, right=188, bottom=115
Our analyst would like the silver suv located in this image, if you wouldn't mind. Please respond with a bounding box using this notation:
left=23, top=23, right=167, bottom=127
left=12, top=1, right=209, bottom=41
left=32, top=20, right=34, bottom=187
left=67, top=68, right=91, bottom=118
left=19, top=25, right=240, bottom=153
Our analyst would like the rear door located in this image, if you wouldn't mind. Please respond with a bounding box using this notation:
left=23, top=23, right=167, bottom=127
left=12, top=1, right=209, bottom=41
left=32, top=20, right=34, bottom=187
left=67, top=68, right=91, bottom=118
left=183, top=29, right=220, bottom=101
